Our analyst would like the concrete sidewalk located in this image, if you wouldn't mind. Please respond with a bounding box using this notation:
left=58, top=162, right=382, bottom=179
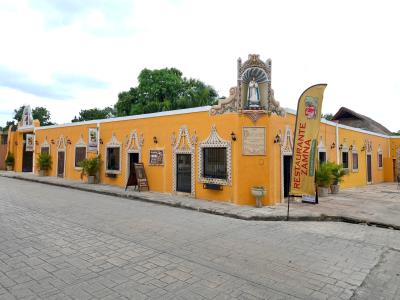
left=1, top=171, right=400, bottom=229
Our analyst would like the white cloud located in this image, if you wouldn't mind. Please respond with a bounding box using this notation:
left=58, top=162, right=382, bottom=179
left=0, top=0, right=399, bottom=131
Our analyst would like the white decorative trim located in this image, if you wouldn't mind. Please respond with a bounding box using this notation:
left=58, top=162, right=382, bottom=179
left=317, top=136, right=327, bottom=164
left=377, top=145, right=383, bottom=169
left=57, top=135, right=67, bottom=151
left=340, top=140, right=349, bottom=169
left=281, top=126, right=293, bottom=155
left=105, top=132, right=122, bottom=174
left=351, top=145, right=359, bottom=172
left=172, top=126, right=196, bottom=196
left=74, top=134, right=87, bottom=169
left=280, top=126, right=293, bottom=202
left=198, top=125, right=232, bottom=186
left=125, top=130, right=143, bottom=184
left=40, top=136, right=51, bottom=153
left=35, top=106, right=211, bottom=130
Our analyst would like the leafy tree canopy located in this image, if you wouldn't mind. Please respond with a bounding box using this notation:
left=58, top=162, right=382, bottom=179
left=322, top=113, right=333, bottom=121
left=13, top=106, right=54, bottom=126
left=114, top=68, right=218, bottom=117
left=72, top=107, right=114, bottom=122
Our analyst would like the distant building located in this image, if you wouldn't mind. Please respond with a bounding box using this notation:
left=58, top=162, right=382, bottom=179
left=332, top=107, right=392, bottom=135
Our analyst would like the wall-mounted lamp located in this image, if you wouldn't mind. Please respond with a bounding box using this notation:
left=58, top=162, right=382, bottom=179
left=338, top=144, right=343, bottom=151
left=14, top=141, right=18, bottom=146
left=330, top=142, right=335, bottom=149
left=153, top=136, right=158, bottom=144
left=230, top=132, right=237, bottom=141
left=349, top=145, right=353, bottom=151
left=50, top=139, right=55, bottom=144
left=99, top=138, right=103, bottom=145
left=35, top=140, right=39, bottom=145
left=67, top=138, right=72, bottom=145
left=273, top=134, right=281, bottom=144
left=361, top=146, right=366, bottom=152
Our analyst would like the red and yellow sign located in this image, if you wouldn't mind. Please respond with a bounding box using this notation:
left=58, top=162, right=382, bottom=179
left=290, top=84, right=327, bottom=196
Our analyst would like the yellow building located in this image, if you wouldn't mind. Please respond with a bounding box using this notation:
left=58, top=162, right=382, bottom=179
left=6, top=54, right=400, bottom=206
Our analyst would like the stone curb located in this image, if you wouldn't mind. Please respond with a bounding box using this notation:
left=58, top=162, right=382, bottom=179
left=1, top=174, right=399, bottom=231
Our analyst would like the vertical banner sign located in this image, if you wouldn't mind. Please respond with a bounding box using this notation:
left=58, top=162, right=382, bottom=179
left=290, top=84, right=327, bottom=197
left=88, top=128, right=98, bottom=152
left=25, top=134, right=34, bottom=152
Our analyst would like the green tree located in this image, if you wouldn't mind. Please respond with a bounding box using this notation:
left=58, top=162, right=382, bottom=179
left=114, top=68, right=218, bottom=116
left=322, top=113, right=333, bottom=121
left=72, top=107, right=114, bottom=122
left=13, top=106, right=54, bottom=126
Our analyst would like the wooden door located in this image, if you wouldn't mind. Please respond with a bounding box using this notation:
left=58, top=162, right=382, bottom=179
left=57, top=151, right=65, bottom=178
left=176, top=154, right=191, bottom=193
left=367, top=154, right=372, bottom=183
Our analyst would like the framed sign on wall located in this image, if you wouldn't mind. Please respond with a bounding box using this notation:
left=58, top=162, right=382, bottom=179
left=242, top=127, right=266, bottom=155
left=149, top=149, right=164, bottom=165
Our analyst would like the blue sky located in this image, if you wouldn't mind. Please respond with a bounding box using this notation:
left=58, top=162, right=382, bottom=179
left=0, top=0, right=399, bottom=131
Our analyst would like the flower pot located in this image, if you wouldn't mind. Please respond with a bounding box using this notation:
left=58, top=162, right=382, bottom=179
left=39, top=170, right=46, bottom=177
left=87, top=175, right=96, bottom=184
left=330, top=184, right=340, bottom=194
left=251, top=187, right=266, bottom=208
left=6, top=165, right=13, bottom=171
left=317, top=186, right=329, bottom=197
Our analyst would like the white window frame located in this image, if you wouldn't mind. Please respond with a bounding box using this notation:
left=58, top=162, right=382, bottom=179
left=351, top=146, right=359, bottom=172
left=377, top=145, right=383, bottom=169
left=74, top=134, right=87, bottom=169
left=198, top=125, right=231, bottom=186
left=340, top=143, right=349, bottom=170
left=105, top=133, right=121, bottom=174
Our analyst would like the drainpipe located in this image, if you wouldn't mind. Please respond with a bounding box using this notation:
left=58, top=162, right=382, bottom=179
left=336, top=122, right=339, bottom=164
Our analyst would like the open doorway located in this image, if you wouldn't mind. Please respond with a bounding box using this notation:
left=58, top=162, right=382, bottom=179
left=283, top=155, right=292, bottom=198
left=128, top=152, right=139, bottom=178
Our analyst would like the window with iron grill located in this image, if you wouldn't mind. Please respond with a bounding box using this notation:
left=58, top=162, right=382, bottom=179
left=378, top=153, right=383, bottom=168
left=352, top=152, right=358, bottom=170
left=41, top=146, right=50, bottom=155
left=75, top=146, right=86, bottom=168
left=318, top=151, right=326, bottom=165
left=203, top=147, right=227, bottom=179
left=107, top=147, right=120, bottom=171
left=342, top=151, right=349, bottom=169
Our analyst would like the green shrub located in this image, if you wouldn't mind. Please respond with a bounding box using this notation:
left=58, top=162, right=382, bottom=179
left=5, top=153, right=14, bottom=166
left=37, top=152, right=52, bottom=170
left=79, top=155, right=101, bottom=177
left=330, top=163, right=346, bottom=185
left=316, top=162, right=334, bottom=187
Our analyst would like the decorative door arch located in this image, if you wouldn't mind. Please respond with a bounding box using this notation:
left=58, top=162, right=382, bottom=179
left=172, top=126, right=196, bottom=196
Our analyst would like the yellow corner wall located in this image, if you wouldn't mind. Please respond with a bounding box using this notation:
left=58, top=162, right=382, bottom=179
left=9, top=109, right=399, bottom=207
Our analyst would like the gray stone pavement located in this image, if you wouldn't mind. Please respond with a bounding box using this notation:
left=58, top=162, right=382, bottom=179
left=1, top=171, right=400, bottom=229
left=1, top=176, right=400, bottom=299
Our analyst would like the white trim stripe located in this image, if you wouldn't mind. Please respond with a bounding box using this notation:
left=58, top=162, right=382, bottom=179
left=35, top=106, right=211, bottom=131
left=284, top=107, right=392, bottom=139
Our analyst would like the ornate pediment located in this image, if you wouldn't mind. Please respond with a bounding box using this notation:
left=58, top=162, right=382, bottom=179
left=210, top=54, right=285, bottom=120
left=281, top=126, right=293, bottom=154
left=126, top=130, right=143, bottom=151
left=57, top=135, right=67, bottom=150
left=107, top=132, right=121, bottom=147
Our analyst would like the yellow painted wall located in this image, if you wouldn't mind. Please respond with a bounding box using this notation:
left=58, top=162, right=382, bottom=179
left=9, top=108, right=399, bottom=206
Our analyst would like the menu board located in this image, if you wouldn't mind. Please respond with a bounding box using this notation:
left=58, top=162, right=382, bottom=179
left=149, top=150, right=164, bottom=165
left=242, top=127, right=266, bottom=155
left=134, top=163, right=149, bottom=191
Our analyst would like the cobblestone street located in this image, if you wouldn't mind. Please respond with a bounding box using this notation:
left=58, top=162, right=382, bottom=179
left=1, top=177, right=400, bottom=299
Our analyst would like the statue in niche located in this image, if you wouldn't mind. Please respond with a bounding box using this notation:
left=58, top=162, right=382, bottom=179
left=247, top=77, right=260, bottom=108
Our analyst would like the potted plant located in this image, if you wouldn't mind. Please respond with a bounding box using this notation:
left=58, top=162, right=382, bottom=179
left=330, top=163, right=346, bottom=194
left=315, top=162, right=333, bottom=197
left=79, top=155, right=101, bottom=184
left=5, top=153, right=14, bottom=171
left=251, top=186, right=266, bottom=208
left=36, top=152, right=52, bottom=176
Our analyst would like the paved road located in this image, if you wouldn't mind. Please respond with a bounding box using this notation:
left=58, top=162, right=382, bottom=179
left=0, top=177, right=399, bottom=300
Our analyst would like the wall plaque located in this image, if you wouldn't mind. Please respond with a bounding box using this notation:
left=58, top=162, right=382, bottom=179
left=149, top=149, right=164, bottom=165
left=242, top=127, right=266, bottom=155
